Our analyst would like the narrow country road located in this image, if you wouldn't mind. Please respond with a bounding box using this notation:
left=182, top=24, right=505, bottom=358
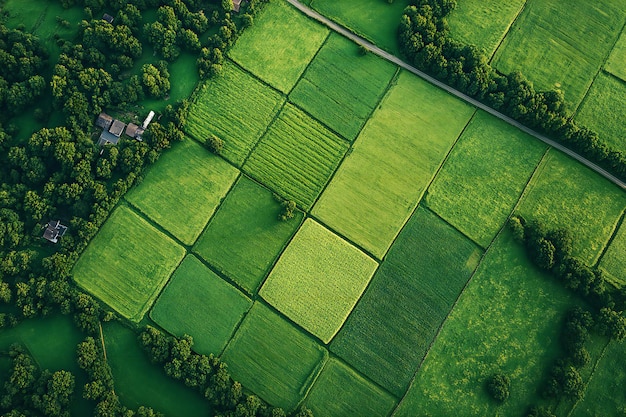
left=286, top=0, right=626, bottom=191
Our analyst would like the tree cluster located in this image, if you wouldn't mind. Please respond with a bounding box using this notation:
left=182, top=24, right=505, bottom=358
left=486, top=373, right=510, bottom=403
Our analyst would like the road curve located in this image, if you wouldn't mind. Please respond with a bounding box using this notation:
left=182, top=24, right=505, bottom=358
left=286, top=0, right=626, bottom=191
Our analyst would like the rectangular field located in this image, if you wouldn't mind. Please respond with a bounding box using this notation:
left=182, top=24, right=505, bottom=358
left=125, top=139, right=239, bottom=246
left=260, top=219, right=378, bottom=344
left=312, top=70, right=475, bottom=259
left=221, top=302, right=328, bottom=411
left=72, top=205, right=185, bottom=322
left=599, top=219, right=626, bottom=287
left=243, top=103, right=349, bottom=209
left=606, top=28, right=626, bottom=81
left=184, top=60, right=285, bottom=166
left=330, top=206, right=482, bottom=396
left=289, top=33, right=396, bottom=141
left=193, top=176, right=303, bottom=294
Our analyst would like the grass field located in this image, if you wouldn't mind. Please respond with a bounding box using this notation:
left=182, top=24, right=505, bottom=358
left=73, top=205, right=185, bottom=322
left=184, top=61, right=285, bottom=165
left=425, top=110, right=547, bottom=248
left=244, top=103, right=349, bottom=209
left=289, top=33, right=396, bottom=141
left=260, top=219, right=378, bottom=344
left=150, top=255, right=252, bottom=356
left=394, top=230, right=578, bottom=416
left=516, top=150, right=626, bottom=265
left=312, top=71, right=475, bottom=258
left=575, top=72, right=626, bottom=150
left=303, top=358, right=397, bottom=417
left=193, top=176, right=303, bottom=294
left=331, top=207, right=482, bottom=396
left=228, top=0, right=328, bottom=93
left=599, top=219, right=626, bottom=287
left=492, top=0, right=626, bottom=106
left=606, top=28, right=626, bottom=81
left=125, top=139, right=239, bottom=246
left=221, top=302, right=328, bottom=411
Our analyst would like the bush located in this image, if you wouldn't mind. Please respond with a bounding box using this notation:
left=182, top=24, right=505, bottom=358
left=205, top=135, right=224, bottom=155
left=486, top=373, right=510, bottom=403
left=279, top=199, right=296, bottom=221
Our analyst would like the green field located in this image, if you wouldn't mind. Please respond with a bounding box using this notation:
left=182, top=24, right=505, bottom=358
left=516, top=150, right=626, bottom=265
left=193, top=176, right=303, bottom=294
left=184, top=61, right=285, bottom=165
left=606, top=28, right=626, bottom=81
left=150, top=255, right=252, bottom=356
left=228, top=0, right=328, bottom=93
left=599, top=219, right=626, bottom=287
left=312, top=71, right=475, bottom=258
left=426, top=110, right=547, bottom=248
left=289, top=33, right=396, bottom=141
left=125, top=139, right=239, bottom=245
left=331, top=207, right=482, bottom=396
left=575, top=72, right=626, bottom=150
left=260, top=219, right=378, bottom=344
left=394, top=230, right=578, bottom=416
left=492, top=0, right=626, bottom=106
left=303, top=358, right=397, bottom=417
left=73, top=205, right=185, bottom=322
left=221, top=302, right=328, bottom=411
left=244, top=103, right=349, bottom=209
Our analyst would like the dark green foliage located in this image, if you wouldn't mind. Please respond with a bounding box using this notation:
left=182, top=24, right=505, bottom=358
left=525, top=405, right=556, bottom=417
left=279, top=199, right=297, bottom=221
left=486, top=373, right=510, bottom=403
left=596, top=307, right=626, bottom=341
left=142, top=61, right=171, bottom=98
left=205, top=134, right=224, bottom=155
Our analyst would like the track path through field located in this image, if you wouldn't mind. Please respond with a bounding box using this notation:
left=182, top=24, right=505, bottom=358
left=286, top=0, right=626, bottom=191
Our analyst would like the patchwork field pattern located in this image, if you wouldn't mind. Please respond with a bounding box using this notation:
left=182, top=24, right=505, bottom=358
left=599, top=219, right=626, bottom=287
left=260, top=219, right=378, bottom=343
left=606, top=28, right=626, bottom=81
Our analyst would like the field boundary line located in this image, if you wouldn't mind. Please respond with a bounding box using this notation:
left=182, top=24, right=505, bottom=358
left=594, top=208, right=626, bottom=270
left=286, top=30, right=332, bottom=97
left=487, top=0, right=528, bottom=64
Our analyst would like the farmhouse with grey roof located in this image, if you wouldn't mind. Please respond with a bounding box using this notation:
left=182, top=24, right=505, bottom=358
left=43, top=220, right=68, bottom=244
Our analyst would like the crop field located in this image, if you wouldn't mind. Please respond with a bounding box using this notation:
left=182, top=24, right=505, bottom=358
left=125, top=139, right=239, bottom=245
left=312, top=71, right=474, bottom=259
left=72, top=205, right=185, bottom=322
left=303, top=358, right=397, bottom=417
left=599, top=220, right=626, bottom=287
left=331, top=207, right=482, bottom=396
left=243, top=103, right=349, bottom=209
left=150, top=255, right=252, bottom=356
left=228, top=0, right=329, bottom=93
left=220, top=302, right=328, bottom=411
left=184, top=61, right=285, bottom=165
left=492, top=0, right=626, bottom=106
left=425, top=110, right=547, bottom=248
left=289, top=33, right=396, bottom=141
left=260, top=219, right=378, bottom=344
left=516, top=150, right=626, bottom=265
left=606, top=29, right=626, bottom=81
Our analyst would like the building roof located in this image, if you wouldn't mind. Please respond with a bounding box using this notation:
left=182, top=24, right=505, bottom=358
left=96, top=112, right=113, bottom=130
left=142, top=111, right=155, bottom=129
left=232, top=0, right=245, bottom=12
left=103, top=14, right=114, bottom=24
left=98, top=130, right=121, bottom=146
left=125, top=123, right=140, bottom=138
left=109, top=119, right=126, bottom=137
left=43, top=220, right=68, bottom=244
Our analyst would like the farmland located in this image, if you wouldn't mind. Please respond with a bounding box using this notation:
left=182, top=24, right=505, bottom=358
left=259, top=219, right=378, bottom=343
left=606, top=29, right=626, bottom=81
left=599, top=220, right=626, bottom=287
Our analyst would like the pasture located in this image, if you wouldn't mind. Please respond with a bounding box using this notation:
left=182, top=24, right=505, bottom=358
left=125, top=139, right=239, bottom=246
left=259, top=219, right=378, bottom=344
left=150, top=255, right=252, bottom=356
left=243, top=103, right=349, bottom=209
left=606, top=28, right=626, bottom=81
left=312, top=70, right=475, bottom=258
left=599, top=219, right=626, bottom=287
left=330, top=207, right=482, bottom=396
left=228, top=0, right=329, bottom=93
left=425, top=110, right=547, bottom=248
left=184, top=61, right=285, bottom=165
left=193, top=176, right=303, bottom=294
left=492, top=0, right=626, bottom=106
left=289, top=33, right=396, bottom=141
left=221, top=302, right=328, bottom=411
left=72, top=205, right=185, bottom=323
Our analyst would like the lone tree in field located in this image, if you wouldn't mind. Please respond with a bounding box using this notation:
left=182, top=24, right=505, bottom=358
left=279, top=200, right=297, bottom=221
left=205, top=135, right=224, bottom=155
left=487, top=373, right=511, bottom=403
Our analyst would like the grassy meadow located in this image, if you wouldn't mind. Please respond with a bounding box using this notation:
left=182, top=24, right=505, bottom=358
left=606, top=28, right=626, bottom=81
left=599, top=220, right=626, bottom=287
left=260, top=219, right=378, bottom=344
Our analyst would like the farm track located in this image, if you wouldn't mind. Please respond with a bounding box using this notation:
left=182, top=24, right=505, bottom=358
left=286, top=0, right=626, bottom=191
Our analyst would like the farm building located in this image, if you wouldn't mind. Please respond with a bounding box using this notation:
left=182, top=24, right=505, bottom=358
left=43, top=220, right=68, bottom=244
left=96, top=113, right=126, bottom=146
left=232, top=0, right=247, bottom=13
left=142, top=111, right=155, bottom=129
left=125, top=123, right=145, bottom=141
left=102, top=13, right=114, bottom=24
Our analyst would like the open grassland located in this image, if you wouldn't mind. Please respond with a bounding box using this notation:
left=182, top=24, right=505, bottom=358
left=606, top=28, right=626, bottom=81
left=260, top=219, right=378, bottom=344
left=331, top=207, right=482, bottom=396
left=150, top=255, right=252, bottom=356
left=289, top=33, right=396, bottom=141
left=193, top=176, right=303, bottom=294
left=303, top=358, right=397, bottom=417
left=221, top=302, right=328, bottom=411
left=394, top=230, right=578, bottom=416
left=244, top=103, right=348, bottom=209
left=312, top=71, right=474, bottom=259
left=184, top=61, right=285, bottom=165
left=492, top=0, right=626, bottom=106
left=516, top=150, right=626, bottom=265
left=575, top=72, right=626, bottom=150
left=228, top=0, right=328, bottom=93
left=125, top=139, right=239, bottom=246
left=426, top=110, right=546, bottom=248
left=599, top=219, right=626, bottom=287
left=73, top=205, right=185, bottom=322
